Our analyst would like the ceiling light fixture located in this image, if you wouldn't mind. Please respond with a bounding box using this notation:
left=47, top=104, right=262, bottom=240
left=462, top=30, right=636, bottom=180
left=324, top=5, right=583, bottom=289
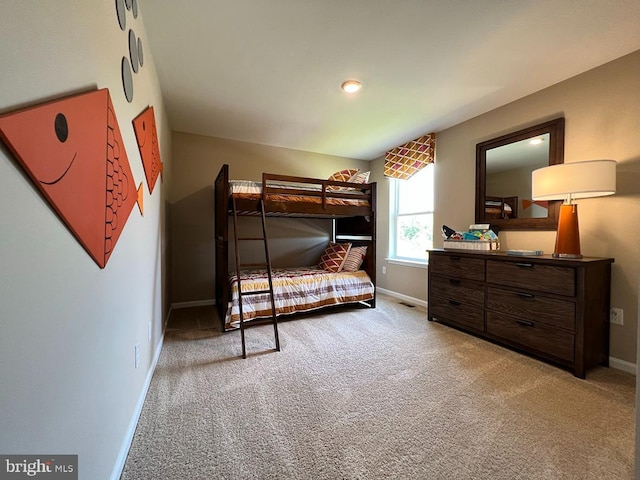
left=341, top=80, right=361, bottom=94
left=529, top=138, right=544, bottom=145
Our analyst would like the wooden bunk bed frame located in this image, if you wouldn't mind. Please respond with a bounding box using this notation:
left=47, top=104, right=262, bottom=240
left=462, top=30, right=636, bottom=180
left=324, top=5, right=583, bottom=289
left=214, top=164, right=376, bottom=330
left=484, top=195, right=518, bottom=220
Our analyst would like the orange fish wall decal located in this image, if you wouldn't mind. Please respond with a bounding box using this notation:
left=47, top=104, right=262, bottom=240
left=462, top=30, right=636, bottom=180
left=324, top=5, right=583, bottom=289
left=0, top=88, right=143, bottom=269
left=132, top=106, right=163, bottom=194
left=522, top=199, right=549, bottom=210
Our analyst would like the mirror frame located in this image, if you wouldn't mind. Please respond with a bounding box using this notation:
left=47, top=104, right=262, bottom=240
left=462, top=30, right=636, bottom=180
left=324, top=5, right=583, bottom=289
left=475, top=117, right=565, bottom=231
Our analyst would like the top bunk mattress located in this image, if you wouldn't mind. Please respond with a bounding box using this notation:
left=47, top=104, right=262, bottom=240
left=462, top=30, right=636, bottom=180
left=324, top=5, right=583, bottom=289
left=485, top=200, right=513, bottom=212
left=229, top=179, right=370, bottom=207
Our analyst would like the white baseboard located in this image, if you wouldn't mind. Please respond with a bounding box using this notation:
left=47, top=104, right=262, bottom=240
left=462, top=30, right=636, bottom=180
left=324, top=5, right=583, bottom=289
left=171, top=299, right=216, bottom=310
left=376, top=287, right=427, bottom=309
left=609, top=356, right=636, bottom=375
left=110, top=331, right=166, bottom=480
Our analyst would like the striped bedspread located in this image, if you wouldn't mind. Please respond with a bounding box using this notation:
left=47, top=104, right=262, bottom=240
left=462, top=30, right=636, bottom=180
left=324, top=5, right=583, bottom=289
left=227, top=266, right=374, bottom=328
left=229, top=180, right=369, bottom=207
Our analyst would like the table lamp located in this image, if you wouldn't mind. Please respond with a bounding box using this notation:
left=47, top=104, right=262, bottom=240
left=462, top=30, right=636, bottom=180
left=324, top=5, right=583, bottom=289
left=531, top=159, right=616, bottom=258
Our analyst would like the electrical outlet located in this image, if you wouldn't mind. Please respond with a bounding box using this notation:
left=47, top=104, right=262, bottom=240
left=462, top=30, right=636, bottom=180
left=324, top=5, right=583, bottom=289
left=135, top=343, right=141, bottom=368
left=382, top=266, right=387, bottom=274
left=610, top=307, right=624, bottom=325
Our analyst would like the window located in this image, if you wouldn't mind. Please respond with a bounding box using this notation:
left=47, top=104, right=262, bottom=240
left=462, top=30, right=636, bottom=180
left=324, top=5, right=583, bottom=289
left=389, top=164, right=434, bottom=263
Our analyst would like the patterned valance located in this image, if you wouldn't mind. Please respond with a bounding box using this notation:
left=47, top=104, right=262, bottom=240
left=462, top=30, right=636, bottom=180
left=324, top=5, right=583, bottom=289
left=384, top=133, right=435, bottom=180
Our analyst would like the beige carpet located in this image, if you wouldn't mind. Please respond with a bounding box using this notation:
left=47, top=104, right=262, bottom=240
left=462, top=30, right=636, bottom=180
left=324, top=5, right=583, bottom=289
left=121, top=295, right=635, bottom=479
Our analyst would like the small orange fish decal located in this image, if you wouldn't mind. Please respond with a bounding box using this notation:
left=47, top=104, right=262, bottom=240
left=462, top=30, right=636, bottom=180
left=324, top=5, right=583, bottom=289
left=522, top=199, right=549, bottom=210
left=0, top=88, right=142, bottom=268
left=133, top=105, right=163, bottom=194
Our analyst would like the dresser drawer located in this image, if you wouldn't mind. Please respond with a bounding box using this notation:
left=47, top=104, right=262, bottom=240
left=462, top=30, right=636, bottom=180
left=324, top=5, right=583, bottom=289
left=486, top=260, right=575, bottom=296
left=430, top=295, right=485, bottom=332
left=430, top=274, right=484, bottom=308
left=486, top=287, right=575, bottom=331
left=429, top=253, right=485, bottom=281
left=487, top=311, right=574, bottom=362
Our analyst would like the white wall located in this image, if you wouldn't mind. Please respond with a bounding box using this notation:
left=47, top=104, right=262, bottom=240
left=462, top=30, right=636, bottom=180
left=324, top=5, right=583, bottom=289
left=0, top=2, right=171, bottom=479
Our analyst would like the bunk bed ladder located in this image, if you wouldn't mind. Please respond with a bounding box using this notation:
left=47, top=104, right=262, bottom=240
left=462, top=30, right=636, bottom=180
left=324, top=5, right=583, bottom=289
left=231, top=197, right=280, bottom=359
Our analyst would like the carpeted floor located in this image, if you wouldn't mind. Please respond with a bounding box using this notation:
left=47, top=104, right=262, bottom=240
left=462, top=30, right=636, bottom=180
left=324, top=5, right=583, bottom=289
left=121, top=295, right=635, bottom=479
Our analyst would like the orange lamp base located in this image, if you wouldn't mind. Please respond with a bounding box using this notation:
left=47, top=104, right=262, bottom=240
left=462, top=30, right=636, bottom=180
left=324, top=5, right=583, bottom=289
left=553, top=204, right=582, bottom=258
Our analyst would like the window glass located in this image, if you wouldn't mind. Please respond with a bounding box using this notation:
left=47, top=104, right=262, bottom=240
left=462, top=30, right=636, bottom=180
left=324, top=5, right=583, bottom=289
left=397, top=167, right=434, bottom=213
left=390, top=165, right=434, bottom=262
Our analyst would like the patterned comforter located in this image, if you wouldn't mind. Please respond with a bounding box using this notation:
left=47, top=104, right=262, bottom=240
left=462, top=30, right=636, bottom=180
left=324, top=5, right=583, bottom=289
left=227, top=266, right=374, bottom=328
left=229, top=180, right=369, bottom=206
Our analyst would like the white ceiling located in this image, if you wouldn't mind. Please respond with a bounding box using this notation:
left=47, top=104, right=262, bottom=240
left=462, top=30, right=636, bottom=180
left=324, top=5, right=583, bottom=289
left=140, top=0, right=640, bottom=161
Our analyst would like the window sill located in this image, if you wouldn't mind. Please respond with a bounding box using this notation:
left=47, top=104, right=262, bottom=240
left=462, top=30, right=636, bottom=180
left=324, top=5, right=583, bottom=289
left=385, top=258, right=428, bottom=269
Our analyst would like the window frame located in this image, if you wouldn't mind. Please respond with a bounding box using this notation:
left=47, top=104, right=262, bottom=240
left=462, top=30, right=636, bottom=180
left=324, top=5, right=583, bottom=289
left=388, top=164, right=434, bottom=265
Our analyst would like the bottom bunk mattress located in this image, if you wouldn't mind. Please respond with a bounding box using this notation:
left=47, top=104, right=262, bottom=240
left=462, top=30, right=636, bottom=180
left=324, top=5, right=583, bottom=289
left=226, top=266, right=374, bottom=328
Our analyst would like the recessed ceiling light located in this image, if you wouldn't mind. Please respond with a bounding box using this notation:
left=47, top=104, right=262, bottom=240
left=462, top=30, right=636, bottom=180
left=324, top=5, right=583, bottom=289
left=529, top=138, right=544, bottom=145
left=341, top=80, right=362, bottom=94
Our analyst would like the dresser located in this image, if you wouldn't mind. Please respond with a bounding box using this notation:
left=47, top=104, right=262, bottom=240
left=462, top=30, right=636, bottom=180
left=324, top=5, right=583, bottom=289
left=427, top=250, right=614, bottom=378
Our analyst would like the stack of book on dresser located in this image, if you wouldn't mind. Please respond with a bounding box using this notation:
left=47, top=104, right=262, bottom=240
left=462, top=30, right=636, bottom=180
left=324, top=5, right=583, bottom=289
left=442, top=224, right=500, bottom=251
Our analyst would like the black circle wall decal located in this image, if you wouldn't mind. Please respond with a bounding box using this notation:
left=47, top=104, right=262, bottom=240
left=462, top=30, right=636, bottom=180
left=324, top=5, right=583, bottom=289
left=121, top=57, right=134, bottom=102
left=115, top=0, right=126, bottom=30
left=132, top=0, right=138, bottom=18
left=54, top=113, right=69, bottom=143
left=137, top=37, right=144, bottom=67
left=129, top=30, right=139, bottom=73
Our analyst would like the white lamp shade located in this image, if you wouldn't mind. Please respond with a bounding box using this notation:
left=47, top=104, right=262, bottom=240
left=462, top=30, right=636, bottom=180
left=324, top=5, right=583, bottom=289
left=532, top=159, right=616, bottom=201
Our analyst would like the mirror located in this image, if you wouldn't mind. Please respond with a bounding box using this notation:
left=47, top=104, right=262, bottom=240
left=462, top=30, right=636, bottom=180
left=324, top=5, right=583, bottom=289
left=475, top=117, right=565, bottom=230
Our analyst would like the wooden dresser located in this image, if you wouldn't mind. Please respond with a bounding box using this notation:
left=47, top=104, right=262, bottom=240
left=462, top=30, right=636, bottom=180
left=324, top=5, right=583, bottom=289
left=427, top=249, right=614, bottom=378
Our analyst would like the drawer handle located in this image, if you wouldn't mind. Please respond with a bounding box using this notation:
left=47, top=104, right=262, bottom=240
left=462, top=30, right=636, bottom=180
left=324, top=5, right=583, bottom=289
left=448, top=300, right=461, bottom=306
left=515, top=262, right=534, bottom=268
left=449, top=279, right=461, bottom=285
left=516, top=319, right=534, bottom=327
left=516, top=292, right=535, bottom=299
left=450, top=256, right=461, bottom=261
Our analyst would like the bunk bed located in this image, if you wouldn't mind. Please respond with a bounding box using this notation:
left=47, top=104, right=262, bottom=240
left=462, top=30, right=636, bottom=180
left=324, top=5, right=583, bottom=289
left=214, top=164, right=376, bottom=331
left=483, top=195, right=518, bottom=220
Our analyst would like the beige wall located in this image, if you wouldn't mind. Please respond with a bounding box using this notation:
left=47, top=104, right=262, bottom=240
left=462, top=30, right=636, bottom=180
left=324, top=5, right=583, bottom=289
left=170, top=132, right=370, bottom=303
left=432, top=50, right=639, bottom=364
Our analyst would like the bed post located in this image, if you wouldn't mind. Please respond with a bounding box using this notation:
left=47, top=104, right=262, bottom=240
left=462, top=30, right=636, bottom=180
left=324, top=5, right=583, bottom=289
left=214, top=164, right=230, bottom=328
left=334, top=181, right=376, bottom=308
left=370, top=182, right=376, bottom=308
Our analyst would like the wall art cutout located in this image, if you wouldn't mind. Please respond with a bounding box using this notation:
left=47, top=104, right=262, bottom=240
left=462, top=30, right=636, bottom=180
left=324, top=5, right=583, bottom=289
left=133, top=105, right=163, bottom=194
left=121, top=56, right=134, bottom=102
left=0, top=88, right=143, bottom=269
left=522, top=199, right=549, bottom=210
left=129, top=30, right=140, bottom=73
left=126, top=0, right=138, bottom=18
left=116, top=0, right=143, bottom=102
left=116, top=0, right=126, bottom=30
